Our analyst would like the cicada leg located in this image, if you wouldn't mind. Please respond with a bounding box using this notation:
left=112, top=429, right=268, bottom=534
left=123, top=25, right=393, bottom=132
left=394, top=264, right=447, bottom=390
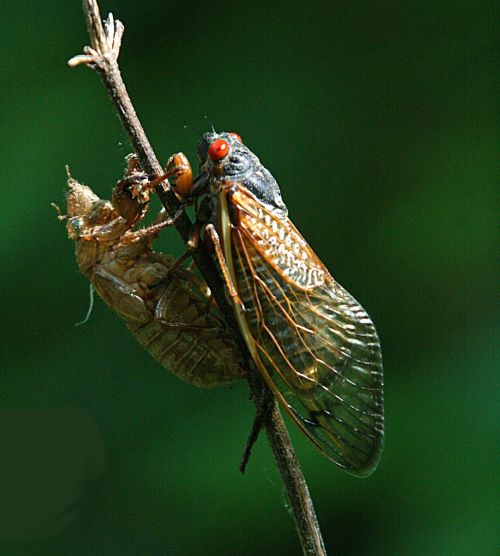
left=112, top=151, right=196, bottom=250
left=162, top=250, right=194, bottom=279
left=146, top=250, right=194, bottom=292
left=112, top=152, right=186, bottom=232
left=149, top=252, right=215, bottom=317
left=240, top=385, right=275, bottom=473
left=114, top=204, right=185, bottom=249
left=154, top=281, right=222, bottom=334
left=205, top=223, right=245, bottom=310
left=174, top=266, right=216, bottom=310
left=112, top=156, right=154, bottom=226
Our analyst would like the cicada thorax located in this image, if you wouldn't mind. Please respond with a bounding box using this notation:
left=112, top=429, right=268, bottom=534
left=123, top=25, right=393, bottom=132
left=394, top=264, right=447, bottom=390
left=62, top=169, right=245, bottom=388
left=197, top=132, right=384, bottom=475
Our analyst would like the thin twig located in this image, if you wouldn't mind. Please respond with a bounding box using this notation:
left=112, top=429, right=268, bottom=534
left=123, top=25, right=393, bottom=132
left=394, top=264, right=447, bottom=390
left=70, top=2, right=326, bottom=554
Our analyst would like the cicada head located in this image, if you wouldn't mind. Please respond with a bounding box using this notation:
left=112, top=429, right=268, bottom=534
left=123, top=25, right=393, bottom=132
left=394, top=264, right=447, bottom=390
left=65, top=178, right=100, bottom=218
left=65, top=177, right=116, bottom=240
left=197, top=131, right=288, bottom=215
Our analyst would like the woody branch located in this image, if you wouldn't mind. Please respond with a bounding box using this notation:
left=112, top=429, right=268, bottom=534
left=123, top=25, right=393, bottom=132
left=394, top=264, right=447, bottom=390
left=69, top=2, right=326, bottom=555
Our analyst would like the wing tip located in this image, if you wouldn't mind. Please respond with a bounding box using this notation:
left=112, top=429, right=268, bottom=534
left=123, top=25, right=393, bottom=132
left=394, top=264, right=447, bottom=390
left=343, top=429, right=384, bottom=478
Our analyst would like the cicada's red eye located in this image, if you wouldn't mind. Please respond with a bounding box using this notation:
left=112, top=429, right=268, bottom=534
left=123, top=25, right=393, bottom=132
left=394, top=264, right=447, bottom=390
left=228, top=132, right=242, bottom=143
left=208, top=139, right=230, bottom=161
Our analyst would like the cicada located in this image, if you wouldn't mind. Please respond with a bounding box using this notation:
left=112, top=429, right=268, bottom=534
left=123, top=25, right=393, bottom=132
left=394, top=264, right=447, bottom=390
left=168, top=132, right=384, bottom=475
left=57, top=159, right=245, bottom=387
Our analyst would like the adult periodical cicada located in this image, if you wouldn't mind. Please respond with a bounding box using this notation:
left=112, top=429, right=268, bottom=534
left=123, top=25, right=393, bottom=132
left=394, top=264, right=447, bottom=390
left=56, top=158, right=245, bottom=388
left=168, top=132, right=384, bottom=476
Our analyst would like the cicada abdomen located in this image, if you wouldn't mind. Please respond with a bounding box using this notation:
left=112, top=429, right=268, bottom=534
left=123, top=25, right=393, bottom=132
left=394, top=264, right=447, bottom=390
left=188, top=132, right=384, bottom=475
left=59, top=165, right=245, bottom=388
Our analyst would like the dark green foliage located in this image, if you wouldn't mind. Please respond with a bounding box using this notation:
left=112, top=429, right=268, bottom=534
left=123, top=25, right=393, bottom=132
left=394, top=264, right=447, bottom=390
left=0, top=1, right=496, bottom=554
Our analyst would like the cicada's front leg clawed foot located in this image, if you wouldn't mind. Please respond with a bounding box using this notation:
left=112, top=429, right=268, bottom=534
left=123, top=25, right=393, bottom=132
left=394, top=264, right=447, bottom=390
left=68, top=9, right=124, bottom=69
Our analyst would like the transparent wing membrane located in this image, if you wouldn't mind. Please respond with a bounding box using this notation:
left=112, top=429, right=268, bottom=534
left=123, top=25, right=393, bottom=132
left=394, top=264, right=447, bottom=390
left=228, top=188, right=384, bottom=475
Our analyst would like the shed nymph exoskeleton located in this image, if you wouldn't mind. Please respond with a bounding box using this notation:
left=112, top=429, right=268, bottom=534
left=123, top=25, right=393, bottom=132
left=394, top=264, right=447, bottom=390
left=57, top=157, right=245, bottom=387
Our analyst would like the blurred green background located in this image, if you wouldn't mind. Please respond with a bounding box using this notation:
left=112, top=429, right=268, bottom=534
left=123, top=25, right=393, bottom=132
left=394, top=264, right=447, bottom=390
left=0, top=1, right=497, bottom=555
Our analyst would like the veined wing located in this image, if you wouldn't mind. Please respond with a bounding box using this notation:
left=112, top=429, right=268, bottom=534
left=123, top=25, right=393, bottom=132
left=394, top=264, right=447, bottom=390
left=224, top=186, right=384, bottom=476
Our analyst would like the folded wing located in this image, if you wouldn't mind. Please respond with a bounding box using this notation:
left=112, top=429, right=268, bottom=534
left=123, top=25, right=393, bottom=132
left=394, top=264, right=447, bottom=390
left=228, top=187, right=384, bottom=475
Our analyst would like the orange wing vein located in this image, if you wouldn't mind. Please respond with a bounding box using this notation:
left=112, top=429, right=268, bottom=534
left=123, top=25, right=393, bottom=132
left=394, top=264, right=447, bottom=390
left=226, top=186, right=384, bottom=476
